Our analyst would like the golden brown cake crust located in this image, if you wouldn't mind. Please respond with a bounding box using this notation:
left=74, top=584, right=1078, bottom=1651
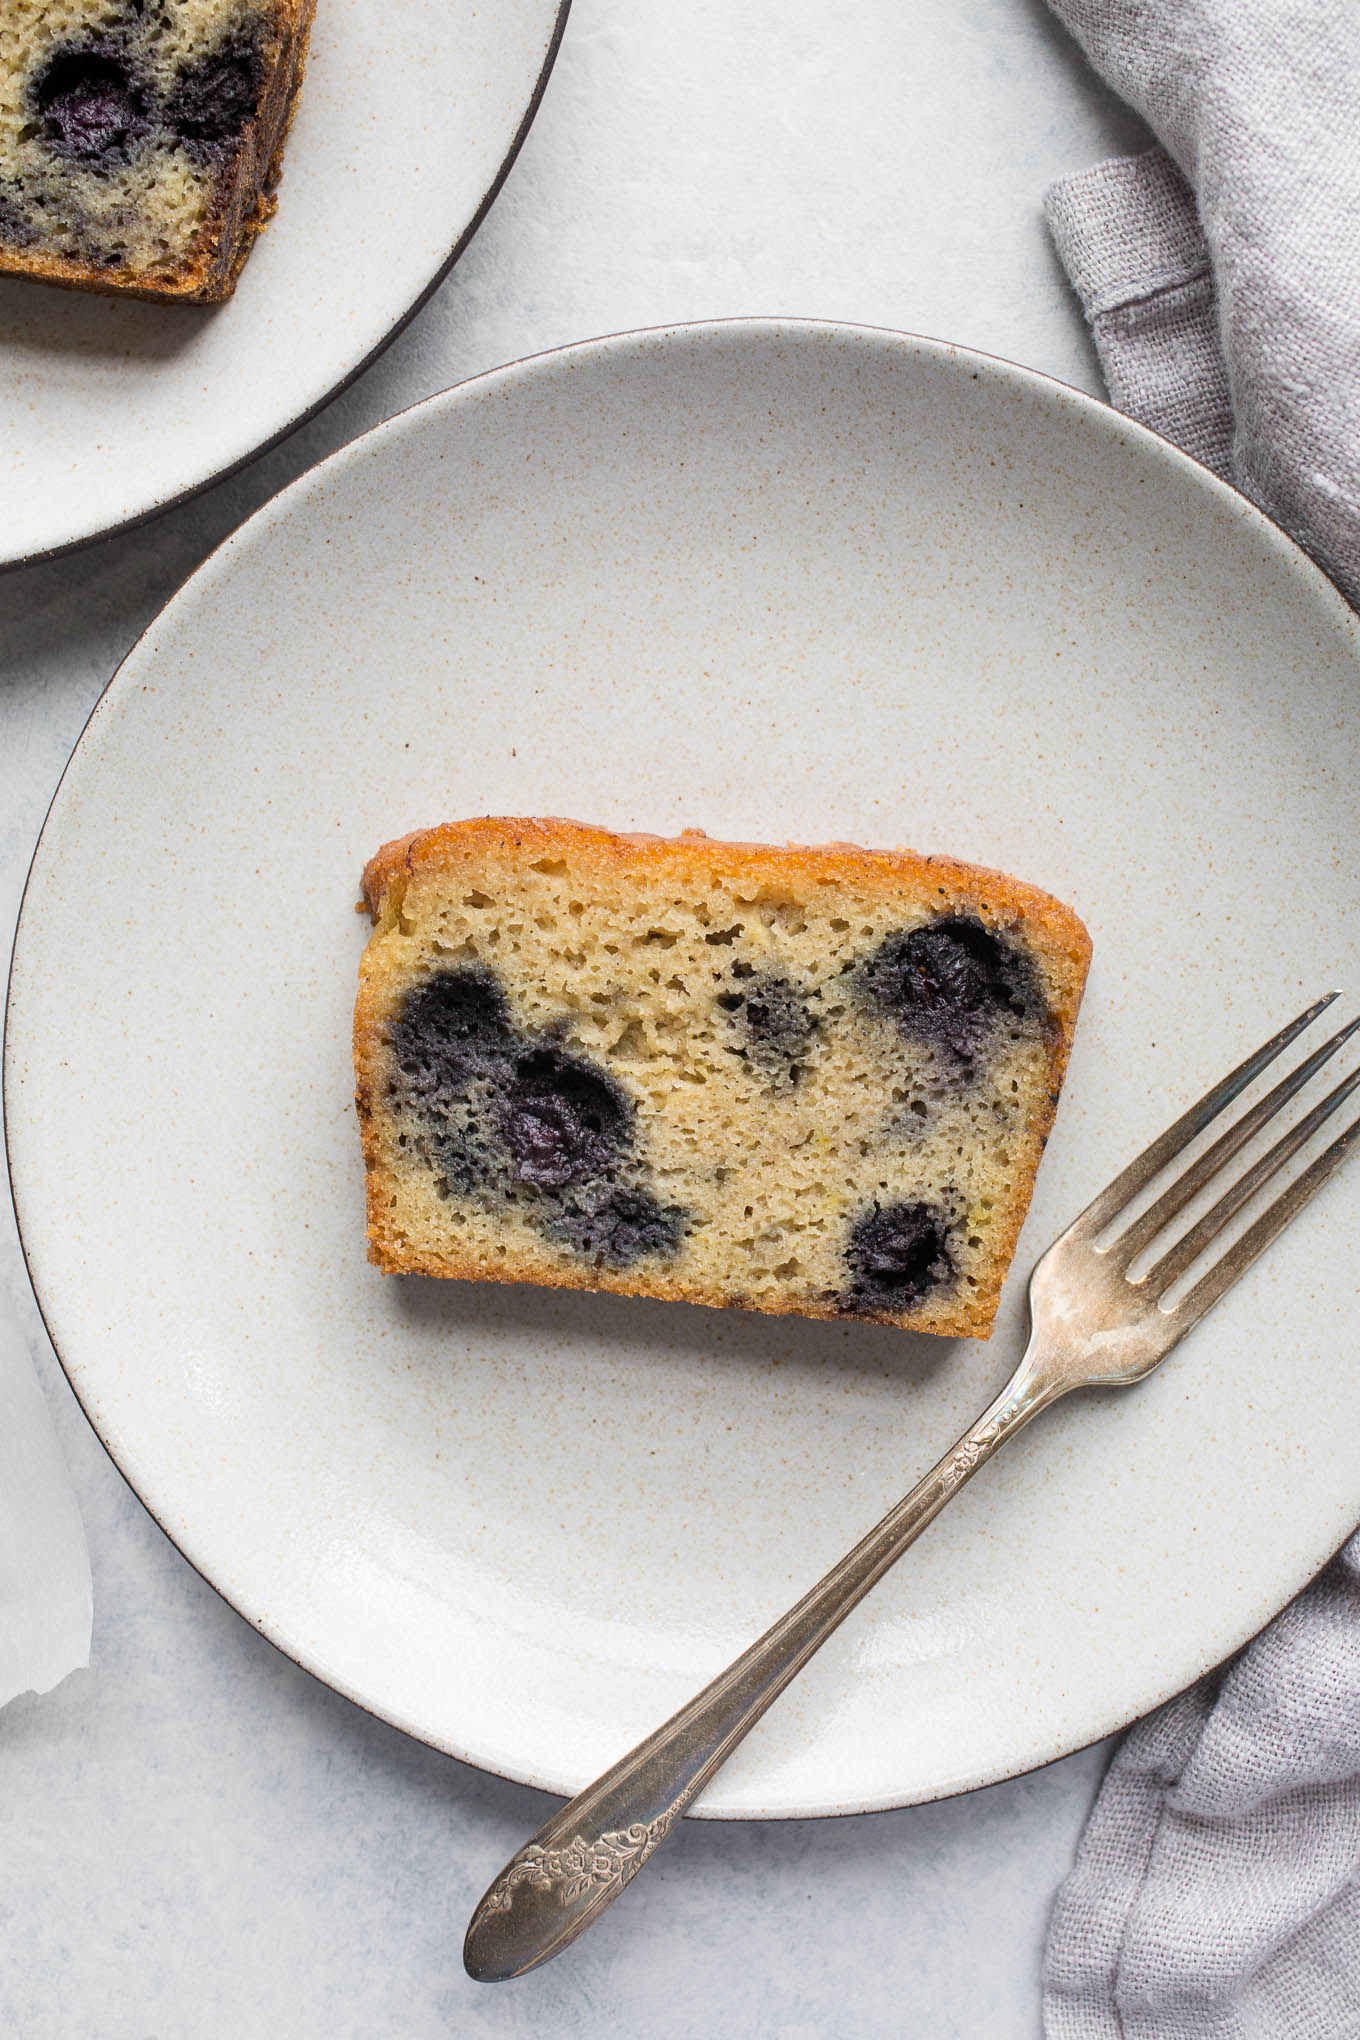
left=355, top=817, right=1092, bottom=1339
left=361, top=816, right=1092, bottom=962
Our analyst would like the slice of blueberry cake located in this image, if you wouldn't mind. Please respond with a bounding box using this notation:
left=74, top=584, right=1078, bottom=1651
left=354, top=819, right=1092, bottom=1339
left=0, top=0, right=315, bottom=303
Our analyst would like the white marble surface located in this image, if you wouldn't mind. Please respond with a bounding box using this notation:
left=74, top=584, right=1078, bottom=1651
left=0, top=2, right=1150, bottom=2032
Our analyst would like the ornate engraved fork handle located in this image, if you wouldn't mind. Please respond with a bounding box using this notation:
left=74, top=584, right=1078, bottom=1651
left=464, top=1354, right=1066, bottom=1982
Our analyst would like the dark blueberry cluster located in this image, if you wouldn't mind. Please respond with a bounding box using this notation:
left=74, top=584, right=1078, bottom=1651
left=500, top=1048, right=630, bottom=1190
left=716, top=964, right=818, bottom=1086
left=0, top=188, right=38, bottom=248
left=28, top=24, right=265, bottom=179
left=843, top=1201, right=955, bottom=1314
left=386, top=966, right=516, bottom=1194
left=391, top=964, right=514, bottom=1084
left=544, top=1185, right=685, bottom=1265
left=388, top=966, right=686, bottom=1270
left=33, top=48, right=149, bottom=168
left=858, top=914, right=1046, bottom=1072
left=164, top=34, right=266, bottom=160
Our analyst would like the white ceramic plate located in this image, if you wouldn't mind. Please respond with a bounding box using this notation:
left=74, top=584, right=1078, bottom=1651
left=9, top=321, right=1360, bottom=1818
left=0, top=0, right=567, bottom=568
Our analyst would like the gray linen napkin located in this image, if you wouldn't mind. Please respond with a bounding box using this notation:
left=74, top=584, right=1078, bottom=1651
left=1039, top=4, right=1360, bottom=2034
left=1042, top=0, right=1360, bottom=610
left=1043, top=1535, right=1360, bottom=2037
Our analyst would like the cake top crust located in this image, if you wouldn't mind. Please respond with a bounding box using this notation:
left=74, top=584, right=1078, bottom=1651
left=360, top=814, right=1092, bottom=1019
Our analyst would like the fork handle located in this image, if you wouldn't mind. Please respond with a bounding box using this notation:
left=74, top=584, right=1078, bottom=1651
left=463, top=1357, right=1064, bottom=1982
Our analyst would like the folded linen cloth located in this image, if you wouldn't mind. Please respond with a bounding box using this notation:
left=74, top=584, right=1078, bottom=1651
left=0, top=1288, right=91, bottom=1708
left=1040, top=4, right=1360, bottom=2032
left=1043, top=1533, right=1360, bottom=2038
left=1042, top=0, right=1360, bottom=610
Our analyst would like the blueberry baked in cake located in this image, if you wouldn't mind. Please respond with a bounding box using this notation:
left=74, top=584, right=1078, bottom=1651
left=0, top=0, right=315, bottom=303
left=354, top=819, right=1092, bottom=1339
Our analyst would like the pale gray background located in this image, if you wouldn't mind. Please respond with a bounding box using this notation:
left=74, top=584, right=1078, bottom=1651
left=1, top=2, right=1150, bottom=2032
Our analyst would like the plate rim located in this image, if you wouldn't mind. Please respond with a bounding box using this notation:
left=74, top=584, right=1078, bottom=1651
left=0, top=0, right=573, bottom=577
left=8, top=315, right=1359, bottom=1818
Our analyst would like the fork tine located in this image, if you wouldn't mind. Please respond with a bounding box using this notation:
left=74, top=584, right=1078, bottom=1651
left=1074, top=992, right=1339, bottom=1238
left=1145, top=1061, right=1360, bottom=1293
left=1168, top=1108, right=1360, bottom=1332
left=1108, top=1014, right=1360, bottom=1268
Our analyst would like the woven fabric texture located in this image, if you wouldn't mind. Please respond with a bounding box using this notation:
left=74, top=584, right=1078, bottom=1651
left=1043, top=0, right=1360, bottom=607
left=1042, top=5, right=1360, bottom=2032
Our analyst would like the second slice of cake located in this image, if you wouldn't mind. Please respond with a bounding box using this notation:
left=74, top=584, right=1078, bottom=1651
left=0, top=0, right=315, bottom=303
left=355, top=818, right=1091, bottom=1338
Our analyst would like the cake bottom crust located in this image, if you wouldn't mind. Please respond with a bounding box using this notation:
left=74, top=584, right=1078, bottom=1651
left=364, top=1225, right=994, bottom=1340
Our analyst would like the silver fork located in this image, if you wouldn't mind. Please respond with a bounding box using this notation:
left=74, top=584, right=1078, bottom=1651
left=464, top=993, right=1360, bottom=1983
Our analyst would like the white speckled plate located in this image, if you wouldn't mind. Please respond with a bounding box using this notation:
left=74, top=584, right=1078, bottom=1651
left=0, top=0, right=568, bottom=568
left=8, top=321, right=1360, bottom=1817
